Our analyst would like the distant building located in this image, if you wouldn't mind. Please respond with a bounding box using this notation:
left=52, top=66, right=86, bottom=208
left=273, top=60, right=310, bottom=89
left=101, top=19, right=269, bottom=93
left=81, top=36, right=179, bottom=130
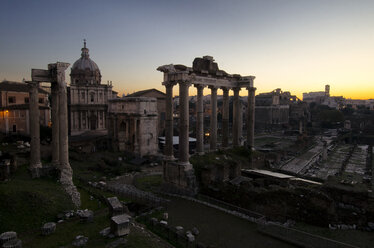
left=303, top=85, right=345, bottom=109
left=255, top=88, right=293, bottom=128
left=107, top=97, right=158, bottom=156
left=127, top=89, right=166, bottom=136
left=68, top=41, right=115, bottom=136
left=0, top=80, right=50, bottom=135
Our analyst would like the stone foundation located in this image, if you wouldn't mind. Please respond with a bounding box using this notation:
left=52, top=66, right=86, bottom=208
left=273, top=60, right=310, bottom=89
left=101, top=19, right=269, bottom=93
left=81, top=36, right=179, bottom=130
left=162, top=161, right=197, bottom=196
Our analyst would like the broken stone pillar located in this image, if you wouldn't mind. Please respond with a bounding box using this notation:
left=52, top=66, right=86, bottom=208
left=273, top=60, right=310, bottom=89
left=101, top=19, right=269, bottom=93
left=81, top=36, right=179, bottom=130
left=178, top=81, right=190, bottom=165
left=232, top=87, right=241, bottom=146
left=28, top=81, right=42, bottom=178
left=247, top=87, right=256, bottom=150
left=195, top=84, right=204, bottom=155
left=51, top=82, right=59, bottom=167
left=209, top=86, right=217, bottom=151
left=222, top=87, right=229, bottom=148
left=49, top=62, right=81, bottom=207
left=163, top=82, right=175, bottom=160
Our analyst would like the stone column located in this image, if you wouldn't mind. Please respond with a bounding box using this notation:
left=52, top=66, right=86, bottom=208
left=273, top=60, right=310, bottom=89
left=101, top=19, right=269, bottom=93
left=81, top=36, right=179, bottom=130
left=221, top=87, right=229, bottom=148
left=49, top=62, right=81, bottom=207
left=28, top=81, right=42, bottom=177
left=51, top=82, right=59, bottom=167
left=209, top=86, right=218, bottom=151
left=195, top=84, right=204, bottom=155
left=163, top=82, right=175, bottom=160
left=247, top=87, right=256, bottom=150
left=232, top=87, right=241, bottom=146
left=178, top=81, right=191, bottom=165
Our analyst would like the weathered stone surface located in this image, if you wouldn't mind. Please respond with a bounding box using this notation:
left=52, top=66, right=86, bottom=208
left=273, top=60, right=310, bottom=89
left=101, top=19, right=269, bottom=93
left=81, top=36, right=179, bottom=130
left=107, top=197, right=123, bottom=216
left=186, top=232, right=195, bottom=242
left=2, top=239, right=22, bottom=248
left=72, top=235, right=88, bottom=247
left=99, top=227, right=111, bottom=237
left=77, top=210, right=94, bottom=223
left=41, top=222, right=56, bottom=235
left=192, top=227, right=199, bottom=236
left=110, top=214, right=131, bottom=237
left=0, top=232, right=17, bottom=245
left=175, top=226, right=184, bottom=233
left=159, top=220, right=167, bottom=226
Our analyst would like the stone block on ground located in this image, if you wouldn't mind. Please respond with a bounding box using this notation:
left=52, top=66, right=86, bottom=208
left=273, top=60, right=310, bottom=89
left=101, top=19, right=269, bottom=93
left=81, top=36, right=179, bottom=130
left=186, top=232, right=195, bottom=242
left=192, top=227, right=199, bottom=236
left=72, top=235, right=88, bottom=247
left=99, top=227, right=111, bottom=237
left=77, top=210, right=94, bottom=223
left=2, top=239, right=22, bottom=248
left=0, top=232, right=17, bottom=245
left=107, top=197, right=123, bottom=216
left=110, top=214, right=131, bottom=237
left=41, top=222, right=56, bottom=235
left=159, top=220, right=167, bottom=226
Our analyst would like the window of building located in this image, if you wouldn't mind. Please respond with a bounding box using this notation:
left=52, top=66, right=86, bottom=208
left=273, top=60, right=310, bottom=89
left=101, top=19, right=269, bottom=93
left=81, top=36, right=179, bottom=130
left=39, top=98, right=44, bottom=103
left=8, top=96, right=16, bottom=103
left=81, top=92, right=85, bottom=100
left=24, top=97, right=29, bottom=103
left=90, top=93, right=95, bottom=103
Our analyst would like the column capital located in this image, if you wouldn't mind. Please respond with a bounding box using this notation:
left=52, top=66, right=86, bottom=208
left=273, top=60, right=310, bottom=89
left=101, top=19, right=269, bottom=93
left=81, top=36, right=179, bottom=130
left=162, top=81, right=177, bottom=87
left=178, top=80, right=191, bottom=87
left=221, top=87, right=230, bottom=92
left=194, top=84, right=205, bottom=90
left=209, top=85, right=219, bottom=91
left=247, top=87, right=257, bottom=92
left=232, top=87, right=241, bottom=93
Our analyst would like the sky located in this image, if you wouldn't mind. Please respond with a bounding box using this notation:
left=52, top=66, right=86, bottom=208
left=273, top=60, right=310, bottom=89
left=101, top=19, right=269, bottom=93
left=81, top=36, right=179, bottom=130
left=0, top=0, right=373, bottom=99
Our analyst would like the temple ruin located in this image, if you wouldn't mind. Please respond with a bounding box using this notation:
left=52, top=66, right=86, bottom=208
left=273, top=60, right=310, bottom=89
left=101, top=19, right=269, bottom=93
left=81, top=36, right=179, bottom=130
left=28, top=62, right=80, bottom=207
left=158, top=56, right=256, bottom=194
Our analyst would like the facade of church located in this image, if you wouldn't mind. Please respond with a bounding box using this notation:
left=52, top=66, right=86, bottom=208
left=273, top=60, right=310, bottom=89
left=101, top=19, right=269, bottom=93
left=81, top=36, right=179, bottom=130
left=68, top=41, right=114, bottom=136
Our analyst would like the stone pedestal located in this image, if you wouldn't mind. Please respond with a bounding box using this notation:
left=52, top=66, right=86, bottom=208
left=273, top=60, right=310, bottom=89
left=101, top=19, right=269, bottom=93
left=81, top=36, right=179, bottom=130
left=162, top=161, right=197, bottom=196
left=110, top=214, right=131, bottom=237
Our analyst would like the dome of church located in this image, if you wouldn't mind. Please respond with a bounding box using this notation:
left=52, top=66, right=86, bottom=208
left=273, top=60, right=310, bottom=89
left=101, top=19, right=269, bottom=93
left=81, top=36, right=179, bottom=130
left=70, top=40, right=102, bottom=85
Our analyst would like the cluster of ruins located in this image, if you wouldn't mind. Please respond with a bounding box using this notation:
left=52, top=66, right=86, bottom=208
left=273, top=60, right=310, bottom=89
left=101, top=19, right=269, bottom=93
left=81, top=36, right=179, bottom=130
left=28, top=62, right=80, bottom=206
left=158, top=56, right=256, bottom=193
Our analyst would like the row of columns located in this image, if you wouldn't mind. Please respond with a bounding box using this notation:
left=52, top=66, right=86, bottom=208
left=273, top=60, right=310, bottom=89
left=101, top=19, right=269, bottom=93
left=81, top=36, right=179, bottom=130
left=163, top=81, right=256, bottom=165
left=28, top=62, right=80, bottom=206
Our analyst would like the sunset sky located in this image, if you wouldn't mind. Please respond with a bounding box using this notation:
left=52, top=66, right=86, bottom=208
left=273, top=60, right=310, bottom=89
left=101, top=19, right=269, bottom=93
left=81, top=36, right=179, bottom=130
left=1, top=0, right=373, bottom=99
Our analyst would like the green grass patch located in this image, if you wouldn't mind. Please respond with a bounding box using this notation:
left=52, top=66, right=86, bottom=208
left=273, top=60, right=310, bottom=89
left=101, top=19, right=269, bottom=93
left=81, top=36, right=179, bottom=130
left=134, top=174, right=163, bottom=192
left=0, top=165, right=74, bottom=233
